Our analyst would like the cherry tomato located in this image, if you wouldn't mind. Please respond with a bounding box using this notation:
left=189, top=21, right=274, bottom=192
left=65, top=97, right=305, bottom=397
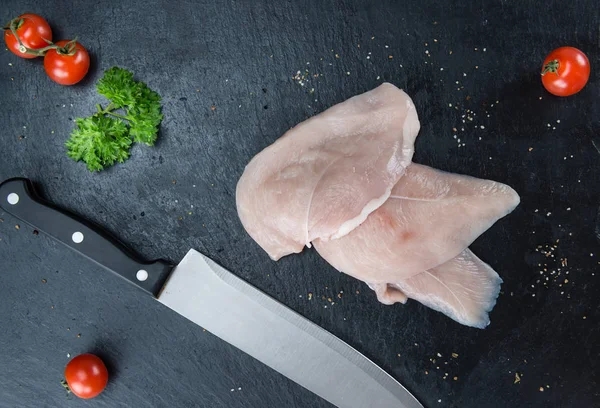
left=4, top=13, right=52, bottom=59
left=43, top=40, right=90, bottom=85
left=541, top=47, right=590, bottom=97
left=64, top=354, right=108, bottom=399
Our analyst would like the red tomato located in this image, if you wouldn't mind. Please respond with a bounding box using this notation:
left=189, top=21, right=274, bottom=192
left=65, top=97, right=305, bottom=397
left=64, top=354, right=108, bottom=399
left=4, top=13, right=52, bottom=59
left=43, top=40, right=90, bottom=85
left=541, top=47, right=590, bottom=97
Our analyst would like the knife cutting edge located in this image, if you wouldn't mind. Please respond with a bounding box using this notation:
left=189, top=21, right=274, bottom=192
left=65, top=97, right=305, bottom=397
left=0, top=178, right=423, bottom=408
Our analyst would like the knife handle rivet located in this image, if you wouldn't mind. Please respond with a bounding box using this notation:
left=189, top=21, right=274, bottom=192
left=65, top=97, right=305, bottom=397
left=7, top=193, right=19, bottom=205
left=72, top=232, right=84, bottom=244
left=136, top=269, right=149, bottom=281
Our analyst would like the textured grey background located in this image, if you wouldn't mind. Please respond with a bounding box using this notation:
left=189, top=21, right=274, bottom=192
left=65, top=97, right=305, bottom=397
left=0, top=1, right=599, bottom=407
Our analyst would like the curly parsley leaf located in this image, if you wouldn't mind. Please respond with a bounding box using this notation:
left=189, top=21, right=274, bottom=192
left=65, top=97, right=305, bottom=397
left=66, top=116, right=131, bottom=172
left=66, top=67, right=163, bottom=171
left=96, top=67, right=137, bottom=108
left=128, top=82, right=163, bottom=146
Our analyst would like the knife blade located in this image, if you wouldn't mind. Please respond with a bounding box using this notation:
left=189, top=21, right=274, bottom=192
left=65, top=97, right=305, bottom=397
left=0, top=178, right=423, bottom=408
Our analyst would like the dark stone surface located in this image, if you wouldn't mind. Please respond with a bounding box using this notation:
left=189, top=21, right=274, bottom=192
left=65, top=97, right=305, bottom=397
left=0, top=1, right=598, bottom=407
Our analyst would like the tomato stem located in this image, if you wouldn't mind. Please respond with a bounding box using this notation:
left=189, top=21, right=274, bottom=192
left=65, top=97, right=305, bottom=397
left=60, top=379, right=71, bottom=395
left=541, top=59, right=560, bottom=76
left=55, top=38, right=79, bottom=56
left=6, top=17, right=77, bottom=57
left=2, top=17, right=23, bottom=31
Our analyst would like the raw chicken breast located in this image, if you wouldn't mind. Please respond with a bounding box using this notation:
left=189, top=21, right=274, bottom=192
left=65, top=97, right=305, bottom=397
left=314, top=163, right=520, bottom=283
left=314, top=163, right=519, bottom=328
left=370, top=250, right=503, bottom=328
left=236, top=83, right=420, bottom=260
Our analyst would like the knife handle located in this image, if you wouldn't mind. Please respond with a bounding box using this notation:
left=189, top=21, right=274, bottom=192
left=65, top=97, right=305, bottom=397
left=0, top=178, right=173, bottom=297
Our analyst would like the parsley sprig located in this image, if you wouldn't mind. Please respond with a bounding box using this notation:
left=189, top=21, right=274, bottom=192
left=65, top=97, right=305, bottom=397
left=66, top=67, right=163, bottom=171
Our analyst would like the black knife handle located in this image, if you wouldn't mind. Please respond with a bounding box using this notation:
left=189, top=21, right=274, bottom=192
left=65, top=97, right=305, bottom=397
left=0, top=178, right=173, bottom=297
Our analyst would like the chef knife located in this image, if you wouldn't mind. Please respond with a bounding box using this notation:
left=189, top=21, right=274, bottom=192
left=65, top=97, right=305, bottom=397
left=0, top=178, right=423, bottom=408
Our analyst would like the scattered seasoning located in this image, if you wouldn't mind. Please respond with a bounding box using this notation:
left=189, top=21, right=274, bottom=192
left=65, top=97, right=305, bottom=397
left=308, top=293, right=313, bottom=300
left=451, top=353, right=459, bottom=358
left=77, top=333, right=81, bottom=338
left=539, top=387, right=544, bottom=392
left=210, top=105, right=216, bottom=111
left=514, top=373, right=521, bottom=384
left=33, top=230, right=39, bottom=235
left=15, top=225, right=20, bottom=230
left=453, top=376, right=458, bottom=381
left=529, top=147, right=534, bottom=152
left=356, top=290, right=360, bottom=294
left=41, top=279, right=47, bottom=284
